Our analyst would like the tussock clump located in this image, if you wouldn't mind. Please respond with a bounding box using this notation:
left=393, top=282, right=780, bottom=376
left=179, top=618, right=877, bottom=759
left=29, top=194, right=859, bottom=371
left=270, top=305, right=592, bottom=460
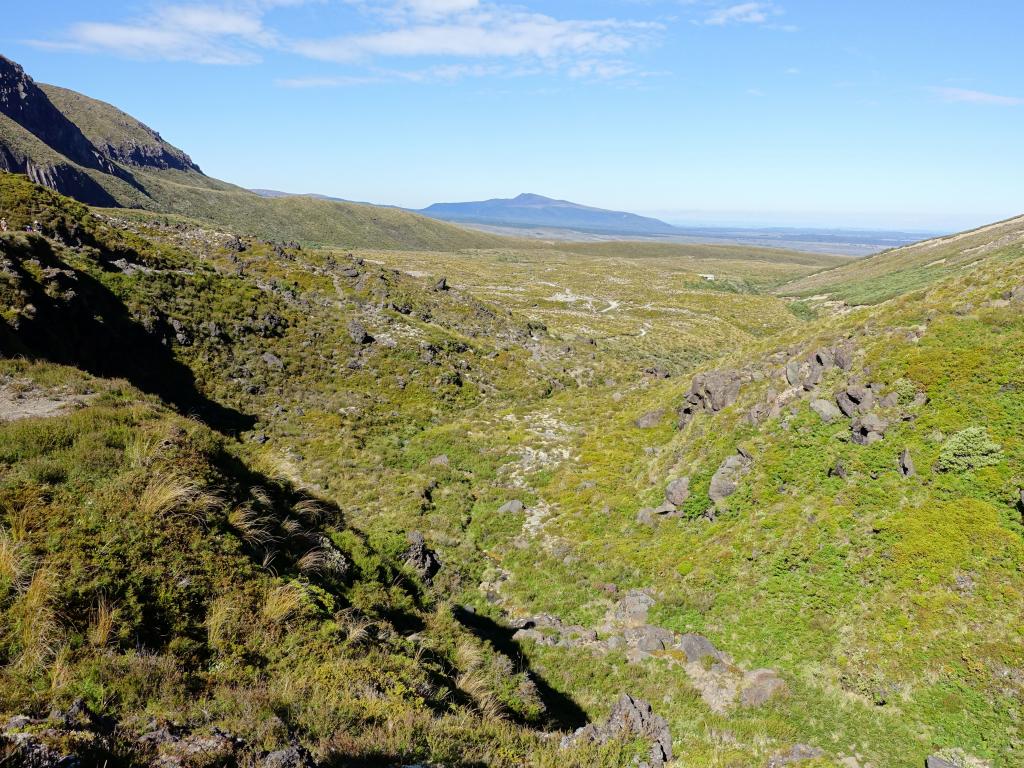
left=936, top=427, right=1003, bottom=473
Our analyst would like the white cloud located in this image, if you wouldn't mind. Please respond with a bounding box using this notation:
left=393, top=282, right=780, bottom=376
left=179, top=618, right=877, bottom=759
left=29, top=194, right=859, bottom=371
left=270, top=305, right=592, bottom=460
left=931, top=87, right=1023, bottom=106
left=705, top=2, right=777, bottom=26
left=37, top=0, right=660, bottom=82
left=293, top=10, right=656, bottom=62
left=37, top=4, right=277, bottom=64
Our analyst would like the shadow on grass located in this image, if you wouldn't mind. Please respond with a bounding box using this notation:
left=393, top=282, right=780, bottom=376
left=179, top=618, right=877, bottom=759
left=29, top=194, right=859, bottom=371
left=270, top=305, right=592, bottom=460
left=0, top=234, right=254, bottom=434
left=452, top=605, right=589, bottom=732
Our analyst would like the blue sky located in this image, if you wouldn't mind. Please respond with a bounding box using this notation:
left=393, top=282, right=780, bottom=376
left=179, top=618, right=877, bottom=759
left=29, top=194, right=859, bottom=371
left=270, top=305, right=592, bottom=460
left=5, top=1, right=1023, bottom=230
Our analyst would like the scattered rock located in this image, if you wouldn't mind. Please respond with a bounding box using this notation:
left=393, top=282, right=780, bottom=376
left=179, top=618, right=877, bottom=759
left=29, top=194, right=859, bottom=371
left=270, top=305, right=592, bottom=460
left=802, top=361, right=824, bottom=391
left=834, top=345, right=854, bottom=370
left=810, top=398, right=843, bottom=423
left=709, top=452, right=752, bottom=503
left=828, top=460, right=848, bottom=479
left=636, top=502, right=679, bottom=526
left=898, top=448, right=915, bottom=477
left=404, top=531, right=441, bottom=584
left=851, top=413, right=888, bottom=445
left=347, top=319, right=374, bottom=345
left=785, top=360, right=803, bottom=386
left=665, top=477, right=690, bottom=506
left=623, top=625, right=675, bottom=656
left=260, top=745, right=317, bottom=768
left=562, top=694, right=672, bottom=768
left=609, top=590, right=655, bottom=628
left=767, top=744, right=826, bottom=767
left=740, top=668, right=787, bottom=707
left=635, top=409, right=666, bottom=428
left=428, top=454, right=449, bottom=467
left=676, top=633, right=724, bottom=665
left=262, top=351, right=284, bottom=370
left=836, top=385, right=873, bottom=418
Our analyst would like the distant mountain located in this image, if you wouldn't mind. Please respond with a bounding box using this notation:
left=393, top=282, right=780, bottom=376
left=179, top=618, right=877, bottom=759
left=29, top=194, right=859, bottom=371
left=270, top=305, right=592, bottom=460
left=416, top=193, right=681, bottom=236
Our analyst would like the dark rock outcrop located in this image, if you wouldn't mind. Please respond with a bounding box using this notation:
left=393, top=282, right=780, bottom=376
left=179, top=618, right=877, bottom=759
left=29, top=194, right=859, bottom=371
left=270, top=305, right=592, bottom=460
left=852, top=413, right=888, bottom=445
left=404, top=531, right=441, bottom=583
left=562, top=694, right=672, bottom=768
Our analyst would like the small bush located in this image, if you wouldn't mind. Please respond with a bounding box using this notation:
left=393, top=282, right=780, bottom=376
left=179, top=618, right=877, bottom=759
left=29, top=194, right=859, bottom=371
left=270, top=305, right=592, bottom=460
left=936, top=427, right=1003, bottom=472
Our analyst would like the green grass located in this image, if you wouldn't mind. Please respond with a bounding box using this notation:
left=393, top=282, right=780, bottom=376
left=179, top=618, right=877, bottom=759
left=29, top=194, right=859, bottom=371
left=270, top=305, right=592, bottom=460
left=2, top=171, right=1024, bottom=767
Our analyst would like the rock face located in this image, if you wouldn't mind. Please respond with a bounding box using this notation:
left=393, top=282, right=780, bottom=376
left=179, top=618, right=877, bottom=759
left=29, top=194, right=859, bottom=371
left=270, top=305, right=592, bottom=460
left=678, top=368, right=745, bottom=427
left=836, top=385, right=874, bottom=418
left=709, top=452, right=752, bottom=503
left=0, top=54, right=202, bottom=206
left=403, top=531, right=441, bottom=583
left=562, top=694, right=672, bottom=768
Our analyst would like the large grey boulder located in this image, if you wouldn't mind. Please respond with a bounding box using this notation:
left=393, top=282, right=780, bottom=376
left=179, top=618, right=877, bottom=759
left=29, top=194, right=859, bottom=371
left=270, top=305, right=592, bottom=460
left=665, top=477, right=691, bottom=506
left=498, top=499, right=525, bottom=514
left=810, top=399, right=843, bottom=423
left=709, top=452, right=752, bottom=502
left=676, top=633, right=724, bottom=665
left=925, top=757, right=958, bottom=768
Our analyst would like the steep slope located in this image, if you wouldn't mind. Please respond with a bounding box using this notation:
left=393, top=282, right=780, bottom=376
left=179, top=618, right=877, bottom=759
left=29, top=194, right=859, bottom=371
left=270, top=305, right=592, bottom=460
left=2, top=172, right=1022, bottom=768
left=0, top=55, right=513, bottom=251
left=0, top=174, right=648, bottom=767
left=780, top=213, right=1024, bottom=305
left=418, top=192, right=681, bottom=235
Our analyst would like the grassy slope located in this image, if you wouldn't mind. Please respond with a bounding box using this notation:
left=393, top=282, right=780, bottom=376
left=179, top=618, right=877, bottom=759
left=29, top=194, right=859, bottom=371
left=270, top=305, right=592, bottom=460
left=0, top=174, right=642, bottom=766
left=3, top=173, right=1021, bottom=767
left=779, top=214, right=1024, bottom=305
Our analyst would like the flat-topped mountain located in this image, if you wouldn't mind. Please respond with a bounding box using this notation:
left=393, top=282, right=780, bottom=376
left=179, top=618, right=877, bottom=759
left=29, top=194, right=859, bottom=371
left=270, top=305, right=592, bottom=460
left=417, top=192, right=682, bottom=236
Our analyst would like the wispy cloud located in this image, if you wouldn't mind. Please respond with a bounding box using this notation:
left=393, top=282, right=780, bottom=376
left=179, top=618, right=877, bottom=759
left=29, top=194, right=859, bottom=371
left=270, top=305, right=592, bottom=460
left=292, top=10, right=658, bottom=62
left=32, top=4, right=278, bottom=64
left=35, top=0, right=662, bottom=83
left=931, top=86, right=1023, bottom=106
left=705, top=2, right=778, bottom=26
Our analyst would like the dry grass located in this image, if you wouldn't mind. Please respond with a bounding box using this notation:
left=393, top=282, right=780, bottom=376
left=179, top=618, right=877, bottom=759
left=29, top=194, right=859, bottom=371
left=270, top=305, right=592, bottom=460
left=14, top=568, right=60, bottom=669
left=456, top=669, right=505, bottom=721
left=0, top=527, right=28, bottom=593
left=261, top=583, right=305, bottom=625
left=292, top=498, right=329, bottom=525
left=88, top=596, right=116, bottom=647
left=227, top=504, right=278, bottom=547
left=207, top=593, right=247, bottom=650
left=137, top=470, right=222, bottom=522
left=125, top=432, right=159, bottom=469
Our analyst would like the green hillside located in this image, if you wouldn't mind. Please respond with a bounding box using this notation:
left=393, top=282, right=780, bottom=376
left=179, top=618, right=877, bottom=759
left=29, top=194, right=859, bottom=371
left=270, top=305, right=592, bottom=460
left=780, top=214, right=1024, bottom=305
left=2, top=172, right=1021, bottom=767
